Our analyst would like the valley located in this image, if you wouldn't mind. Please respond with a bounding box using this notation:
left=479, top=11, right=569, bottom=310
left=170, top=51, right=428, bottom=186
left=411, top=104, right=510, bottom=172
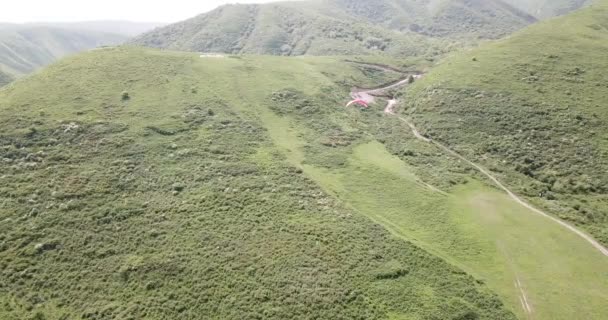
left=1, top=1, right=607, bottom=319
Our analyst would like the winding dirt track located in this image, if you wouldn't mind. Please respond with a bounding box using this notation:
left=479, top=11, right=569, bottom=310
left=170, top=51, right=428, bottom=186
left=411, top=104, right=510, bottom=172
left=350, top=73, right=608, bottom=258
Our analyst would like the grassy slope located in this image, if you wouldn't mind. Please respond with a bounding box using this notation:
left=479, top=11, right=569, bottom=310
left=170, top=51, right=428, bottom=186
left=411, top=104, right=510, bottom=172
left=0, top=27, right=127, bottom=75
left=251, top=59, right=608, bottom=319
left=131, top=0, right=537, bottom=57
left=404, top=0, right=608, bottom=245
left=0, top=47, right=515, bottom=320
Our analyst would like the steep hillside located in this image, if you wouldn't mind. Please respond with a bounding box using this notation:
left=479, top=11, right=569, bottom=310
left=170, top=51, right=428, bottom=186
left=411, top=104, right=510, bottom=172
left=131, top=3, right=448, bottom=57
left=0, top=26, right=126, bottom=76
left=403, top=0, right=608, bottom=244
left=503, top=0, right=592, bottom=18
left=0, top=47, right=518, bottom=320
left=131, top=0, right=536, bottom=56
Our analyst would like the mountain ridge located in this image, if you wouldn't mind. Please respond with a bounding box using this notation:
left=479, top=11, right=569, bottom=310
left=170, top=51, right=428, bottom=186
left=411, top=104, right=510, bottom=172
left=130, top=0, right=538, bottom=56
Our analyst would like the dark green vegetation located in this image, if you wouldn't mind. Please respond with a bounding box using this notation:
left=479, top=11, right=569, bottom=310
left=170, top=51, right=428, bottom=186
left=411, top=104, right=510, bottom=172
left=404, top=0, right=608, bottom=245
left=0, top=48, right=517, bottom=320
left=131, top=0, right=538, bottom=56
left=0, top=26, right=127, bottom=77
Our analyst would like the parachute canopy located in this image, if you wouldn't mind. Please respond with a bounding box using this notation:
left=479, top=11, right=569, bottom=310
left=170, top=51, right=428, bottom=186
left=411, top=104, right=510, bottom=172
left=346, top=99, right=369, bottom=108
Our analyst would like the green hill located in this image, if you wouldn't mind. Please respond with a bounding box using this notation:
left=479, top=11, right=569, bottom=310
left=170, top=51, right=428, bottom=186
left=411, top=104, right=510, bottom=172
left=403, top=0, right=608, bottom=244
left=131, top=0, right=537, bottom=56
left=0, top=47, right=518, bottom=320
left=0, top=26, right=127, bottom=76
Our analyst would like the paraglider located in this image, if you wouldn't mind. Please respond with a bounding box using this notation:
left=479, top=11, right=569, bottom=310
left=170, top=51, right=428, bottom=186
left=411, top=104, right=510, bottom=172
left=346, top=99, right=369, bottom=108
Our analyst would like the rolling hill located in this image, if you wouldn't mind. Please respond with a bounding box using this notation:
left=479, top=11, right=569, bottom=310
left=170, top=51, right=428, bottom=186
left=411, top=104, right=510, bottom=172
left=0, top=26, right=127, bottom=80
left=0, top=47, right=519, bottom=320
left=131, top=0, right=537, bottom=56
left=402, top=0, right=608, bottom=245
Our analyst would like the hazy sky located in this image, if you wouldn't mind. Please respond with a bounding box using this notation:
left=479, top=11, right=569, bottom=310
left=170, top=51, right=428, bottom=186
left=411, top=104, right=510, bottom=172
left=1, top=0, right=293, bottom=23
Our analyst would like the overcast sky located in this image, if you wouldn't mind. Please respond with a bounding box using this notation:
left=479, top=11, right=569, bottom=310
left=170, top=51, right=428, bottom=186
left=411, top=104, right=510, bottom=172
left=1, top=0, right=294, bottom=23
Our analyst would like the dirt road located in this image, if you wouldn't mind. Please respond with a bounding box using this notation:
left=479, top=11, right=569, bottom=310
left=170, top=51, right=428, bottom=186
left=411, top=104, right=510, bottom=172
left=351, top=74, right=608, bottom=258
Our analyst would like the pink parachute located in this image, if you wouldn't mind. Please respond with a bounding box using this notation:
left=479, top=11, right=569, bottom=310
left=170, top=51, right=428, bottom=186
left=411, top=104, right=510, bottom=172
left=346, top=99, right=369, bottom=108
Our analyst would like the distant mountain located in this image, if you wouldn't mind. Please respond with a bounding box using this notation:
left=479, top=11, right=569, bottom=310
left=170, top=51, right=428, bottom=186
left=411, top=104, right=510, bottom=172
left=0, top=69, right=13, bottom=87
left=131, top=0, right=537, bottom=56
left=130, top=2, right=447, bottom=57
left=0, top=26, right=127, bottom=77
left=324, top=0, right=537, bottom=38
left=27, top=20, right=166, bottom=37
left=502, top=0, right=592, bottom=18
